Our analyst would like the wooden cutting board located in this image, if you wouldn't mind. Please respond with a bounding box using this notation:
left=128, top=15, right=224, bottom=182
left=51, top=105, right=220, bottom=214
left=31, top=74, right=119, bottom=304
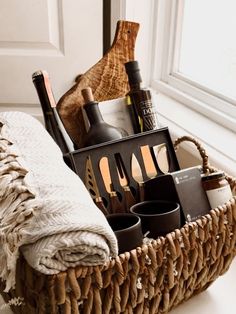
left=57, top=20, right=140, bottom=148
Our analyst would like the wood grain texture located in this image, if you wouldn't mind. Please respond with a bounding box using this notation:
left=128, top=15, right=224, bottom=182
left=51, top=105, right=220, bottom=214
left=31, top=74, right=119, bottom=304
left=57, top=20, right=140, bottom=148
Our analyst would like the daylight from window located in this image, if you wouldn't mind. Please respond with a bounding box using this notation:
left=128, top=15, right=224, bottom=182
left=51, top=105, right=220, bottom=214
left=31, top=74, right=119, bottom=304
left=179, top=0, right=236, bottom=100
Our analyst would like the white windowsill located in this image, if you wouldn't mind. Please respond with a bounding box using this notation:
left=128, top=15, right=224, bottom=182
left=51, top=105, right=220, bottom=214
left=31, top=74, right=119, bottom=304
left=153, top=92, right=236, bottom=177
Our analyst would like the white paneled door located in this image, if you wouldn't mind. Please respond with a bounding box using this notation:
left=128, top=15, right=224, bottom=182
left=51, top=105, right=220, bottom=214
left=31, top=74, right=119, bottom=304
left=0, top=0, right=103, bottom=120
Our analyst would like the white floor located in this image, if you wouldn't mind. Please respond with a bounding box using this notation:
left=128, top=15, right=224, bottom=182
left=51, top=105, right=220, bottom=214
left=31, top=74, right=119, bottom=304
left=0, top=258, right=235, bottom=313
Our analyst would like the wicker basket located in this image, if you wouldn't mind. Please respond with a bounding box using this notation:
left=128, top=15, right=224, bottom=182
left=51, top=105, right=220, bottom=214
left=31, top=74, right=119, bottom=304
left=1, top=136, right=236, bottom=314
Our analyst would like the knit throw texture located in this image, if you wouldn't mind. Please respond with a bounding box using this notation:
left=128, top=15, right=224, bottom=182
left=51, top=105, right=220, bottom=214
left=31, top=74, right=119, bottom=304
left=0, top=112, right=118, bottom=292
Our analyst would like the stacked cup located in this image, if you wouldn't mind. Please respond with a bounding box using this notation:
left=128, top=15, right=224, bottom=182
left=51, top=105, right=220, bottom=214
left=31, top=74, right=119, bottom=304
left=107, top=200, right=181, bottom=254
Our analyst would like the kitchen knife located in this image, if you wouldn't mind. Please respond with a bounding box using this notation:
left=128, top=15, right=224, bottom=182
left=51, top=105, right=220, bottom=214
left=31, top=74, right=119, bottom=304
left=115, top=154, right=136, bottom=212
left=85, top=156, right=109, bottom=215
left=99, top=156, right=123, bottom=213
left=152, top=143, right=169, bottom=174
left=140, top=145, right=158, bottom=179
left=131, top=153, right=145, bottom=201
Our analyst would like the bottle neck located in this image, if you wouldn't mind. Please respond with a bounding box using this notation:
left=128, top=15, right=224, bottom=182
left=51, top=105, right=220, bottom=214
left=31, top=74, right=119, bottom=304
left=32, top=71, right=73, bottom=154
left=32, top=75, right=53, bottom=114
left=84, top=102, right=104, bottom=125
left=129, top=82, right=142, bottom=91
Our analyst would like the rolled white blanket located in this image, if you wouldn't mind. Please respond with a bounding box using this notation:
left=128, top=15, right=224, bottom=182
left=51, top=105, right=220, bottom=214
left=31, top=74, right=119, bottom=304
left=0, top=112, right=118, bottom=292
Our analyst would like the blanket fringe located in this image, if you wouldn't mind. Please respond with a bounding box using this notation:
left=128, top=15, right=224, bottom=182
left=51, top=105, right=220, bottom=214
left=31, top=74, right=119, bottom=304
left=0, top=122, right=37, bottom=292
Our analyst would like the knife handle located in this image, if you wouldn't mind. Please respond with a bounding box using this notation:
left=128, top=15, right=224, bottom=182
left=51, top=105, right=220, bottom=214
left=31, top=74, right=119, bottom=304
left=138, top=182, right=145, bottom=202
left=123, top=186, right=136, bottom=212
left=95, top=197, right=109, bottom=216
left=110, top=191, right=123, bottom=213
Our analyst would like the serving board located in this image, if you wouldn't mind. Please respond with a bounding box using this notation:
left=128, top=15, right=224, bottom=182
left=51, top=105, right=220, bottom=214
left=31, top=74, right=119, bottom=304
left=57, top=20, right=140, bottom=148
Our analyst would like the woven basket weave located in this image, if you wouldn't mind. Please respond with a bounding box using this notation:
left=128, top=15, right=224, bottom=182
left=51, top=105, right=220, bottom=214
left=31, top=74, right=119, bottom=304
left=1, top=136, right=236, bottom=314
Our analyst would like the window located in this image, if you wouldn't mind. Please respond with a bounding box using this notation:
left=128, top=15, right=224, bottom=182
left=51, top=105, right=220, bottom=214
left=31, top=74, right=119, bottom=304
left=179, top=0, right=236, bottom=100
left=152, top=0, right=236, bottom=132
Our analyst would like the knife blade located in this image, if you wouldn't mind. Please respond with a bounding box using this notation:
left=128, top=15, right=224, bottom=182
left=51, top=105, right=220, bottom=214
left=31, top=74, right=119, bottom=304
left=85, top=156, right=109, bottom=215
left=152, top=143, right=169, bottom=174
left=115, top=153, right=136, bottom=212
left=140, top=145, right=158, bottom=179
left=131, top=153, right=145, bottom=201
left=99, top=156, right=123, bottom=213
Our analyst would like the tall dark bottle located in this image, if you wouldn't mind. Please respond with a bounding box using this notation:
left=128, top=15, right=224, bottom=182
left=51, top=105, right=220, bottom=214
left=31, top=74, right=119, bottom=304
left=81, top=87, right=127, bottom=147
left=32, top=70, right=74, bottom=154
left=125, top=60, right=159, bottom=133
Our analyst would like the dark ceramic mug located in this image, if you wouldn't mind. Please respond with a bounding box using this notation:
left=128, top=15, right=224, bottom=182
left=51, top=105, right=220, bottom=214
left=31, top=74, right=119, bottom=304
left=106, top=213, right=143, bottom=254
left=130, top=200, right=181, bottom=238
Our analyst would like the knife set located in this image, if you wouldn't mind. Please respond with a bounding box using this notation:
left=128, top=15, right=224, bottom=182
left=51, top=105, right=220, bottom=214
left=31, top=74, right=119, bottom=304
left=67, top=127, right=180, bottom=215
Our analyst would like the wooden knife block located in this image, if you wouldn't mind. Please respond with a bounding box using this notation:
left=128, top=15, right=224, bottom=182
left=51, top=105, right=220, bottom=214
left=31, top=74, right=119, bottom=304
left=57, top=20, right=140, bottom=148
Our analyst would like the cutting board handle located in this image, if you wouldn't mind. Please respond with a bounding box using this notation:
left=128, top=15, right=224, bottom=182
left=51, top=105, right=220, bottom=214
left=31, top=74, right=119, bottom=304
left=57, top=20, right=140, bottom=148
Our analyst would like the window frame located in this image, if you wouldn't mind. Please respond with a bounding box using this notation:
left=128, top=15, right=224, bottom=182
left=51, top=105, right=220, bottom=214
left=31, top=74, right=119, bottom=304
left=151, top=0, right=236, bottom=132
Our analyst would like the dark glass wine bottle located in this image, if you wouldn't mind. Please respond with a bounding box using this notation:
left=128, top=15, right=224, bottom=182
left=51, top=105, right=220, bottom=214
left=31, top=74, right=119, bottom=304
left=32, top=70, right=74, bottom=154
left=81, top=87, right=127, bottom=147
left=125, top=60, right=160, bottom=132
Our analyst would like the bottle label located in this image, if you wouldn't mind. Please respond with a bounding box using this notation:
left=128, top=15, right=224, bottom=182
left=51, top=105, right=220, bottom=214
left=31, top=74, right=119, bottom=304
left=206, top=185, right=232, bottom=209
left=139, top=100, right=159, bottom=131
